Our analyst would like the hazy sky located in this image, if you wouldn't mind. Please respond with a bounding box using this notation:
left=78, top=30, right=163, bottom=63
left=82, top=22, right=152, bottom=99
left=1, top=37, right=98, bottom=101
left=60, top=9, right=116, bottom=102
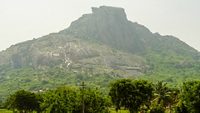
left=0, top=0, right=200, bottom=51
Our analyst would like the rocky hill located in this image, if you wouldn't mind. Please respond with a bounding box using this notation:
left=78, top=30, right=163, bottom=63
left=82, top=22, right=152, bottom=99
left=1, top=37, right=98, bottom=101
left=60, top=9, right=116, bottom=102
left=0, top=6, right=199, bottom=98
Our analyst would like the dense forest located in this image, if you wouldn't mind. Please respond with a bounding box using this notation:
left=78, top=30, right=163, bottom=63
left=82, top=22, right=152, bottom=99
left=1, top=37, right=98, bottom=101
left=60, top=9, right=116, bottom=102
left=1, top=79, right=199, bottom=113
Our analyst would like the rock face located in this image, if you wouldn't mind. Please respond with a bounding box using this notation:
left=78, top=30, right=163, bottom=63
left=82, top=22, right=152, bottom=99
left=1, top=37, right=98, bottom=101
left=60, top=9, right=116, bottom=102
left=62, top=6, right=198, bottom=56
left=0, top=6, right=199, bottom=76
left=63, top=6, right=150, bottom=53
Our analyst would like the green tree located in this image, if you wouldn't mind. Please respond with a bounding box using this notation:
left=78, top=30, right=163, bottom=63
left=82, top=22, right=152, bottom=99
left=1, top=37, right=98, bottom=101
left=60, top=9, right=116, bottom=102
left=41, top=86, right=109, bottom=113
left=41, top=86, right=80, bottom=113
left=81, top=88, right=110, bottom=113
left=167, top=88, right=180, bottom=113
left=180, top=81, right=200, bottom=113
left=109, top=79, right=154, bottom=113
left=152, top=81, right=180, bottom=112
left=5, top=90, right=40, bottom=113
left=109, top=79, right=132, bottom=112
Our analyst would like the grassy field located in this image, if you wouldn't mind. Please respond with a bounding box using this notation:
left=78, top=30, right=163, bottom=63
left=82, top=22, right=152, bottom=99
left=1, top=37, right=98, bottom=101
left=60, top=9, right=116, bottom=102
left=110, top=108, right=129, bottom=113
left=0, top=109, right=12, bottom=113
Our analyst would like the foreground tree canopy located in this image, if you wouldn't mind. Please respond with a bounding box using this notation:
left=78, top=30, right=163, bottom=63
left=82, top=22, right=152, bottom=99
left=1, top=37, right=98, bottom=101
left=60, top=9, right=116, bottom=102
left=6, top=86, right=110, bottom=113
left=179, top=81, right=200, bottom=113
left=109, top=79, right=200, bottom=113
left=5, top=90, right=41, bottom=113
left=3, top=79, right=200, bottom=113
left=109, top=79, right=154, bottom=113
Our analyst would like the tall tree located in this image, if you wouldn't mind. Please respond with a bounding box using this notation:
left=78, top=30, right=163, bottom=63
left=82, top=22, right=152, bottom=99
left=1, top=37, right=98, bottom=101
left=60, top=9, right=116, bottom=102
left=5, top=90, right=40, bottom=113
left=109, top=79, right=153, bottom=113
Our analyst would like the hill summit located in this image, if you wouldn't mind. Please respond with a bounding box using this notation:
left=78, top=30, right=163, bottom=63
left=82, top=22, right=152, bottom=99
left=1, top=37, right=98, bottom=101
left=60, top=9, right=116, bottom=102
left=60, top=6, right=198, bottom=55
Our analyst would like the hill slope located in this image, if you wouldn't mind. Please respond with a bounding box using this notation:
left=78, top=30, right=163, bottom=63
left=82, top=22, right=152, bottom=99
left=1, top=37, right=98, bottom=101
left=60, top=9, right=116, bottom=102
left=0, top=6, right=199, bottom=99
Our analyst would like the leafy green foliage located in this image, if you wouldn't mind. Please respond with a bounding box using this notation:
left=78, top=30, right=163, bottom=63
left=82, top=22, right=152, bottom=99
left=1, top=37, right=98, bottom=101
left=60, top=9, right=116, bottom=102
left=154, top=82, right=173, bottom=107
left=175, top=103, right=189, bottom=113
left=39, top=86, right=109, bottom=113
left=41, top=86, right=80, bottom=113
left=180, top=81, right=200, bottom=113
left=81, top=88, right=110, bottom=113
left=109, top=79, right=154, bottom=113
left=2, top=79, right=200, bottom=113
left=149, top=104, right=165, bottom=113
left=5, top=90, right=40, bottom=113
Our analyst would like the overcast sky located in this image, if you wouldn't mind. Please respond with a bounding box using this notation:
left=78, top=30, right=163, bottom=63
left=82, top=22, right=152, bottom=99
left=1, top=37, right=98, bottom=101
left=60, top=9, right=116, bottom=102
left=0, top=0, right=200, bottom=51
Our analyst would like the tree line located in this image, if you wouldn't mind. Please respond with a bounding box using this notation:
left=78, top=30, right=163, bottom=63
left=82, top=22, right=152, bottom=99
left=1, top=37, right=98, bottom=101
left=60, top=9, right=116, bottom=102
left=2, top=79, right=200, bottom=113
